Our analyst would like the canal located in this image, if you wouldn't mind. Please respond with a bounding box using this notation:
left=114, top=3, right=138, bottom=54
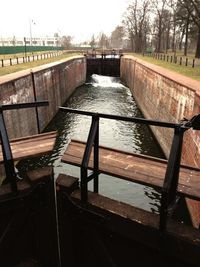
left=17, top=74, right=165, bottom=213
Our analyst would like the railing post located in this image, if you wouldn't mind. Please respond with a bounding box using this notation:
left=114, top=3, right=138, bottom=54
left=81, top=167, right=88, bottom=202
left=93, top=116, right=99, bottom=193
left=159, top=126, right=186, bottom=234
left=30, top=71, right=40, bottom=133
left=0, top=107, right=18, bottom=194
left=80, top=115, right=100, bottom=202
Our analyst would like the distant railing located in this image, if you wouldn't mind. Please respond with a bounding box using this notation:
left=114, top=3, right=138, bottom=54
left=142, top=52, right=198, bottom=68
left=85, top=49, right=123, bottom=59
left=0, top=51, right=63, bottom=68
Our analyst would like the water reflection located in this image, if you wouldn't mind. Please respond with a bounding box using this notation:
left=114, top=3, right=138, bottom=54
left=17, top=74, right=165, bottom=213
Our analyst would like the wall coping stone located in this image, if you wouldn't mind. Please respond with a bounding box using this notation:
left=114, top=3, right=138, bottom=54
left=123, top=55, right=200, bottom=97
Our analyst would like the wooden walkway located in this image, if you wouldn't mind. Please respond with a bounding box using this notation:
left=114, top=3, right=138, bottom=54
left=0, top=131, right=57, bottom=163
left=62, top=139, right=200, bottom=201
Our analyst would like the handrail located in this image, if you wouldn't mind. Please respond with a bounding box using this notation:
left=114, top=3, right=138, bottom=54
left=60, top=107, right=180, bottom=129
left=0, top=101, right=49, bottom=194
left=60, top=107, right=200, bottom=233
left=81, top=115, right=99, bottom=202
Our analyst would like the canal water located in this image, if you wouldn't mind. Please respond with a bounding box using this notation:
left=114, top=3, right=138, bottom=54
left=17, top=74, right=165, bottom=213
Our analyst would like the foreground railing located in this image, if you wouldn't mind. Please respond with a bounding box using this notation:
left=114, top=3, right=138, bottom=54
left=0, top=101, right=49, bottom=193
left=60, top=107, right=200, bottom=233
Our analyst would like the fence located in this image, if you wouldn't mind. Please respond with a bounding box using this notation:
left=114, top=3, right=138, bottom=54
left=0, top=51, right=63, bottom=68
left=143, top=52, right=198, bottom=68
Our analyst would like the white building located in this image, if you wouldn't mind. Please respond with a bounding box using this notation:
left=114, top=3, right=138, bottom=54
left=0, top=36, right=62, bottom=47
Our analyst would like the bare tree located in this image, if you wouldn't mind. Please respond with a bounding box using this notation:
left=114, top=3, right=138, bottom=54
left=151, top=0, right=170, bottom=52
left=90, top=34, right=96, bottom=49
left=61, top=36, right=72, bottom=49
left=176, top=2, right=192, bottom=55
left=110, top=26, right=125, bottom=48
left=123, top=0, right=151, bottom=53
left=178, top=0, right=200, bottom=57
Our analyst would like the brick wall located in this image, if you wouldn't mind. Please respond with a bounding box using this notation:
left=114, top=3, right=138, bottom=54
left=0, top=56, right=86, bottom=139
left=121, top=55, right=200, bottom=227
left=121, top=55, right=200, bottom=163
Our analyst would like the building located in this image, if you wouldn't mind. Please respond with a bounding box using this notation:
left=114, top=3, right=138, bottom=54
left=0, top=36, right=62, bottom=47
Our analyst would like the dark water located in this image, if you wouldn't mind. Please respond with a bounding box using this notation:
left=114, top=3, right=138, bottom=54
left=17, top=74, right=165, bottom=213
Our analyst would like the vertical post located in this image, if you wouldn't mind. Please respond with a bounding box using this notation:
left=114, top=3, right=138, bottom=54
left=1, top=59, right=4, bottom=67
left=30, top=71, right=40, bottom=133
left=81, top=167, right=88, bottom=202
left=10, top=58, right=12, bottom=66
left=24, top=37, right=27, bottom=62
left=93, top=116, right=99, bottom=193
left=159, top=126, right=185, bottom=234
left=192, top=59, right=195, bottom=68
left=0, top=107, right=18, bottom=194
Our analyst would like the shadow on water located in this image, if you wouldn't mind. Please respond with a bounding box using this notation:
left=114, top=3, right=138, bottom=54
left=17, top=74, right=166, bottom=213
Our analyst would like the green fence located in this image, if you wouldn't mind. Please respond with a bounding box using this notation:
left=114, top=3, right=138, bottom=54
left=0, top=46, right=63, bottom=55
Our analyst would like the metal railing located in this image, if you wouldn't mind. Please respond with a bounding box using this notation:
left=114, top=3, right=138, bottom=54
left=60, top=107, right=200, bottom=233
left=0, top=101, right=49, bottom=194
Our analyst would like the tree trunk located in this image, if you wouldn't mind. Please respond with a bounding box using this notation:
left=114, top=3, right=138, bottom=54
left=195, top=28, right=200, bottom=58
left=157, top=20, right=162, bottom=53
left=179, top=27, right=185, bottom=51
left=130, top=33, right=134, bottom=52
left=184, top=15, right=190, bottom=56
left=172, top=21, right=176, bottom=52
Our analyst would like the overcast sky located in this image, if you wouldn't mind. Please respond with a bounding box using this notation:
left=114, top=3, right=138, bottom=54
left=0, top=0, right=130, bottom=43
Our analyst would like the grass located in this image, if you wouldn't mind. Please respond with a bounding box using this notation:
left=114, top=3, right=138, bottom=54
left=127, top=53, right=200, bottom=81
left=0, top=52, right=83, bottom=77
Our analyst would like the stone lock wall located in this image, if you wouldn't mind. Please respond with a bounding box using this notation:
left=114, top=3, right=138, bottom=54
left=121, top=55, right=200, bottom=165
left=121, top=55, right=200, bottom=228
left=0, top=56, right=86, bottom=139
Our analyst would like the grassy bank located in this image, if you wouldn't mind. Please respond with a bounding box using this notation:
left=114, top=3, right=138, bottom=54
left=127, top=53, right=200, bottom=81
left=0, top=52, right=82, bottom=76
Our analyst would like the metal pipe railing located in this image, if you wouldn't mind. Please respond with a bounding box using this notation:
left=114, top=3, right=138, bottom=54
left=0, top=101, right=49, bottom=194
left=60, top=107, right=200, bottom=233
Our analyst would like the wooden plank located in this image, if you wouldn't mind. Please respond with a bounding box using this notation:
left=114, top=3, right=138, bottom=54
left=0, top=131, right=57, bottom=163
left=62, top=139, right=200, bottom=201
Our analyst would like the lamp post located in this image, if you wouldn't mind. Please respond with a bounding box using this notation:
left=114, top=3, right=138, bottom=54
left=29, top=19, right=36, bottom=47
left=29, top=19, right=33, bottom=46
left=24, top=37, right=27, bottom=62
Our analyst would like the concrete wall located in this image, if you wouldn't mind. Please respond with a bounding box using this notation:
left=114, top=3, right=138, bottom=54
left=121, top=55, right=200, bottom=227
left=0, top=56, right=86, bottom=139
left=121, top=55, right=200, bottom=165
